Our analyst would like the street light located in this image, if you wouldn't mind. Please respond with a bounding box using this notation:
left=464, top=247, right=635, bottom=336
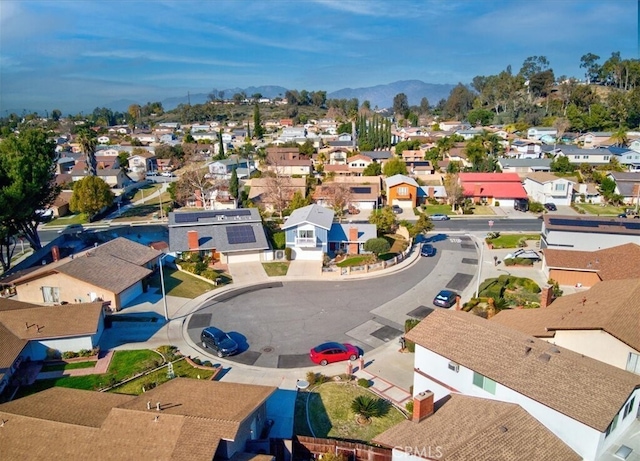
left=469, top=234, right=484, bottom=298
left=158, top=253, right=170, bottom=321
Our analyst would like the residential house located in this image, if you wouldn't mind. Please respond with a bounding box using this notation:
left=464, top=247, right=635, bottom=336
left=323, top=164, right=350, bottom=176
left=580, top=131, right=613, bottom=148
left=607, top=172, right=640, bottom=205
left=0, top=379, right=276, bottom=460
left=168, top=209, right=270, bottom=264
left=8, top=237, right=160, bottom=311
left=498, top=157, right=552, bottom=177
left=346, top=154, right=373, bottom=175
left=55, top=156, right=76, bottom=174
left=458, top=173, right=528, bottom=207
left=608, top=147, right=640, bottom=171
left=400, top=150, right=424, bottom=162
left=406, top=161, right=435, bottom=177
left=445, top=142, right=471, bottom=168
left=541, top=215, right=640, bottom=251
left=71, top=158, right=131, bottom=188
left=131, top=132, right=157, bottom=144
left=50, top=191, right=72, bottom=217
left=541, top=243, right=640, bottom=288
left=313, top=179, right=380, bottom=212
left=97, top=135, right=110, bottom=144
left=385, top=174, right=420, bottom=209
left=456, top=128, right=484, bottom=140
left=523, top=172, right=575, bottom=206
left=551, top=145, right=613, bottom=166
left=327, top=140, right=356, bottom=149
left=262, top=150, right=313, bottom=176
left=189, top=187, right=236, bottom=211
left=207, top=156, right=252, bottom=180
left=436, top=121, right=464, bottom=131
left=248, top=177, right=307, bottom=213
left=573, top=182, right=603, bottom=204
left=406, top=309, right=640, bottom=461
left=492, top=278, right=640, bottom=375
left=280, top=127, right=306, bottom=142
left=418, top=185, right=447, bottom=203
left=156, top=158, right=174, bottom=173
left=507, top=139, right=542, bottom=158
left=374, top=393, right=580, bottom=461
left=527, top=127, right=558, bottom=141
left=128, top=150, right=156, bottom=176
left=328, top=148, right=349, bottom=165
left=0, top=298, right=105, bottom=396
left=361, top=151, right=393, bottom=166
left=281, top=204, right=376, bottom=260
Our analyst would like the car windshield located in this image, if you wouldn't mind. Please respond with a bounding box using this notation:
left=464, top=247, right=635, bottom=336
left=436, top=292, right=453, bottom=300
left=315, top=342, right=343, bottom=352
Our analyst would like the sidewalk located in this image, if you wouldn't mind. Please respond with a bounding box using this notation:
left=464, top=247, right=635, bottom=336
left=35, top=350, right=114, bottom=380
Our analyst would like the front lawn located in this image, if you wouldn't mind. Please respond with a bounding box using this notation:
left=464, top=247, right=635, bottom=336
left=130, top=184, right=162, bottom=202
left=44, top=213, right=89, bottom=227
left=573, top=203, right=625, bottom=215
left=336, top=255, right=375, bottom=267
left=423, top=204, right=452, bottom=215
left=294, top=382, right=406, bottom=442
left=147, top=267, right=216, bottom=298
left=40, top=361, right=96, bottom=372
left=471, top=205, right=496, bottom=215
left=486, top=233, right=540, bottom=249
left=110, top=358, right=217, bottom=395
left=262, top=262, right=289, bottom=276
left=15, top=350, right=162, bottom=398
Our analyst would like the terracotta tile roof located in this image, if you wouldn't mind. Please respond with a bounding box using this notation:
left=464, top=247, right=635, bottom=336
left=374, top=394, right=580, bottom=461
left=492, top=278, right=640, bottom=352
left=0, top=301, right=103, bottom=340
left=406, top=310, right=640, bottom=431
left=92, top=237, right=161, bottom=266
left=544, top=243, right=640, bottom=281
left=459, top=172, right=523, bottom=182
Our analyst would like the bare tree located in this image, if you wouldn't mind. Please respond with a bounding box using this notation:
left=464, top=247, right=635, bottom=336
left=443, top=173, right=464, bottom=212
left=264, top=170, right=293, bottom=219
left=324, top=183, right=353, bottom=222
left=175, top=166, right=213, bottom=208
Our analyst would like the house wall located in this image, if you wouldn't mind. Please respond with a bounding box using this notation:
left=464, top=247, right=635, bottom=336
left=25, top=335, right=95, bottom=360
left=541, top=228, right=640, bottom=251
left=225, top=250, right=262, bottom=264
left=16, top=272, right=118, bottom=309
left=221, top=405, right=268, bottom=458
left=413, top=345, right=604, bottom=460
left=285, top=224, right=328, bottom=260
left=119, top=281, right=144, bottom=308
left=547, top=330, right=638, bottom=372
left=546, top=269, right=601, bottom=288
left=563, top=152, right=611, bottom=165
left=388, top=184, right=417, bottom=208
left=523, top=179, right=573, bottom=205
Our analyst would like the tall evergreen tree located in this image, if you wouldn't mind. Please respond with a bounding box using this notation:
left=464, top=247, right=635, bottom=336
left=253, top=104, right=265, bottom=138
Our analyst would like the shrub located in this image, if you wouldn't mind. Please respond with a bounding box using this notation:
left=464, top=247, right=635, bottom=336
left=194, top=260, right=208, bottom=275
left=306, top=371, right=317, bottom=386
left=405, top=400, right=414, bottom=414
left=357, top=378, right=372, bottom=388
left=494, top=201, right=500, bottom=206
left=364, top=237, right=391, bottom=256
left=45, top=348, right=61, bottom=360
left=486, top=231, right=500, bottom=240
left=351, top=395, right=385, bottom=418
left=528, top=201, right=544, bottom=213
left=517, top=237, right=527, bottom=247
left=78, top=349, right=92, bottom=357
left=62, top=351, right=78, bottom=359
left=202, top=361, right=213, bottom=367
left=284, top=247, right=292, bottom=261
left=157, top=345, right=180, bottom=362
left=192, top=357, right=202, bottom=365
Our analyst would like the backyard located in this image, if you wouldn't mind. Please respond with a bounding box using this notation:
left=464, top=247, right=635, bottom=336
left=147, top=267, right=219, bottom=298
left=294, top=381, right=406, bottom=442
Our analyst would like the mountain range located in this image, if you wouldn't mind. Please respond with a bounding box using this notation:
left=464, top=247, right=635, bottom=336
left=104, top=80, right=456, bottom=114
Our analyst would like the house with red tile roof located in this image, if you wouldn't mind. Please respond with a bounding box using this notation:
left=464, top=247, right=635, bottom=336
left=458, top=172, right=527, bottom=207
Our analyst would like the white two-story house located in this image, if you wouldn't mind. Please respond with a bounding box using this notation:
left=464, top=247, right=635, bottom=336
left=406, top=309, right=640, bottom=461
left=523, top=172, right=575, bottom=206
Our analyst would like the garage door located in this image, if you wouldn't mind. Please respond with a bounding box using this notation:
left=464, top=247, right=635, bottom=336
left=392, top=199, right=413, bottom=208
left=292, top=247, right=323, bottom=261
left=225, top=251, right=261, bottom=264
left=548, top=269, right=600, bottom=288
left=119, top=282, right=143, bottom=307
left=497, top=199, right=515, bottom=207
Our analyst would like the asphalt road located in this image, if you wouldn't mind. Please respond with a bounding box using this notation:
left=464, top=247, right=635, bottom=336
left=186, top=235, right=478, bottom=369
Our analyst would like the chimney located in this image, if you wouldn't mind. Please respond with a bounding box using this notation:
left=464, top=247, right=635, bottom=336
left=348, top=226, right=359, bottom=255
left=187, top=230, right=199, bottom=251
left=473, top=184, right=481, bottom=204
left=540, top=286, right=554, bottom=308
left=195, top=189, right=203, bottom=208
left=428, top=187, right=434, bottom=198
left=413, top=391, right=434, bottom=422
left=51, top=245, right=60, bottom=262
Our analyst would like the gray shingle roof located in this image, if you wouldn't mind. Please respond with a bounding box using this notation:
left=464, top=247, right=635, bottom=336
left=385, top=174, right=419, bottom=188
left=169, top=221, right=269, bottom=253
left=281, top=204, right=334, bottom=230
left=498, top=158, right=552, bottom=168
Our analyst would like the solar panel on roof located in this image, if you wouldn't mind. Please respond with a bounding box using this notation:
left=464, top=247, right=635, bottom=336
left=351, top=187, right=371, bottom=194
left=174, top=212, right=200, bottom=223
left=226, top=225, right=256, bottom=245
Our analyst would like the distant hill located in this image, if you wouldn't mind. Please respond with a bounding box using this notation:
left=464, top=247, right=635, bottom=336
left=104, top=80, right=455, bottom=113
left=327, top=80, right=455, bottom=110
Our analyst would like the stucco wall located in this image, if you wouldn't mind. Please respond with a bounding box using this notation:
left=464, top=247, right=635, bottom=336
left=550, top=330, right=637, bottom=371
left=16, top=272, right=117, bottom=307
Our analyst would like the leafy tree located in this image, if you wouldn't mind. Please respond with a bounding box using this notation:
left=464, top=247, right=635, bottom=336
left=337, top=122, right=352, bottom=134
left=70, top=176, right=114, bottom=216
left=229, top=168, right=239, bottom=199
left=394, top=140, right=421, bottom=157
left=253, top=104, right=265, bottom=139
left=323, top=183, right=352, bottom=222
left=51, top=109, right=62, bottom=121
left=467, top=108, right=494, bottom=126
left=412, top=213, right=434, bottom=237
left=580, top=53, right=601, bottom=84
left=77, top=128, right=98, bottom=176
left=117, top=151, right=130, bottom=170
left=382, top=157, right=408, bottom=176
left=393, top=93, right=409, bottom=117
left=419, top=97, right=430, bottom=114
left=363, top=162, right=382, bottom=176
left=0, top=224, right=18, bottom=272
left=443, top=83, right=476, bottom=120
left=363, top=237, right=391, bottom=256
left=288, top=190, right=309, bottom=211
left=599, top=177, right=616, bottom=198
left=0, top=128, right=60, bottom=251
left=443, top=174, right=464, bottom=212
left=550, top=156, right=576, bottom=173
left=369, top=206, right=397, bottom=234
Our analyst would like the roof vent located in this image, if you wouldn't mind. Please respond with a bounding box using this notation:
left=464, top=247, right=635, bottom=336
left=526, top=339, right=535, bottom=344
left=499, top=426, right=508, bottom=433
left=549, top=347, right=560, bottom=354
left=524, top=346, right=532, bottom=355
left=538, top=353, right=551, bottom=363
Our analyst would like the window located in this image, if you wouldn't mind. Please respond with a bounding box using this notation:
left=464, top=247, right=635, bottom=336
left=298, top=230, right=314, bottom=239
left=627, top=353, right=640, bottom=374
left=604, top=156, right=610, bottom=161
left=623, top=397, right=635, bottom=419
left=605, top=414, right=619, bottom=437
left=41, top=286, right=60, bottom=303
left=574, top=155, right=580, bottom=159
left=554, top=183, right=565, bottom=191
left=583, top=155, right=589, bottom=159
left=397, top=186, right=409, bottom=196
left=472, top=372, right=496, bottom=394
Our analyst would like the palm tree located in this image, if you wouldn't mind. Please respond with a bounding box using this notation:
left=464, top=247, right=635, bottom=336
left=351, top=395, right=386, bottom=423
left=77, top=129, right=97, bottom=176
left=611, top=127, right=629, bottom=147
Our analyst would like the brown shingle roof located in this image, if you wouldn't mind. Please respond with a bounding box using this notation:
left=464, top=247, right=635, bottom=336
left=373, top=394, right=580, bottom=461
left=544, top=243, right=640, bottom=281
left=92, top=237, right=161, bottom=266
left=0, top=322, right=27, bottom=370
left=492, top=278, right=640, bottom=352
left=56, top=254, right=152, bottom=293
left=406, top=310, right=640, bottom=431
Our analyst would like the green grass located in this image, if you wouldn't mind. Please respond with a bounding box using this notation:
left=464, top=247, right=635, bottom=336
left=574, top=203, right=625, bottom=215
left=112, top=204, right=164, bottom=222
left=423, top=204, right=452, bottom=215
left=336, top=255, right=374, bottom=267
left=15, top=350, right=162, bottom=398
left=471, top=205, right=496, bottom=215
left=110, top=359, right=217, bottom=395
left=384, top=234, right=409, bottom=253
left=294, top=383, right=406, bottom=442
left=486, top=233, right=540, bottom=249
left=40, top=361, right=96, bottom=372
left=378, top=252, right=398, bottom=261
left=147, top=267, right=216, bottom=298
left=262, top=262, right=289, bottom=276
left=44, top=213, right=89, bottom=227
left=130, top=184, right=162, bottom=202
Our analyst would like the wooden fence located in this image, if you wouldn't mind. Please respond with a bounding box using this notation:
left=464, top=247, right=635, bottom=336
left=292, top=436, right=391, bottom=461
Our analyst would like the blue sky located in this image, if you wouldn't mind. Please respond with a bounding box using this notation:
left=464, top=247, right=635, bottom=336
left=0, top=0, right=637, bottom=114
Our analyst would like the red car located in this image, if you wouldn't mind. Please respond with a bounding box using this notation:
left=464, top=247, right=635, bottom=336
left=310, top=342, right=359, bottom=366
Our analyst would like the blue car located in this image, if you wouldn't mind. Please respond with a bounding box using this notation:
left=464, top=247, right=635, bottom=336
left=420, top=243, right=436, bottom=257
left=201, top=326, right=239, bottom=357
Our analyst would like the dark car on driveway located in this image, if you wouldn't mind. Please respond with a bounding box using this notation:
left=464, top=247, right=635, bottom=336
left=420, top=243, right=436, bottom=257
left=392, top=205, right=403, bottom=214
left=433, top=290, right=458, bottom=308
left=201, top=326, right=239, bottom=357
left=310, top=342, right=359, bottom=366
left=544, top=203, right=557, bottom=211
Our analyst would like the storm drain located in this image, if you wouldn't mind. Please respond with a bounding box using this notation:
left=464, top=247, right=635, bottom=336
left=371, top=325, right=403, bottom=342
left=461, top=258, right=478, bottom=265
left=407, top=306, right=435, bottom=319
left=446, top=273, right=474, bottom=292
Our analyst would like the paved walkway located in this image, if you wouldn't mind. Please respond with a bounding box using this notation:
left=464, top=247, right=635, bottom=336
left=36, top=350, right=114, bottom=380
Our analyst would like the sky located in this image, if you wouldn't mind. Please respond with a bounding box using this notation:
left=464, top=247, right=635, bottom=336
left=0, top=0, right=638, bottom=115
